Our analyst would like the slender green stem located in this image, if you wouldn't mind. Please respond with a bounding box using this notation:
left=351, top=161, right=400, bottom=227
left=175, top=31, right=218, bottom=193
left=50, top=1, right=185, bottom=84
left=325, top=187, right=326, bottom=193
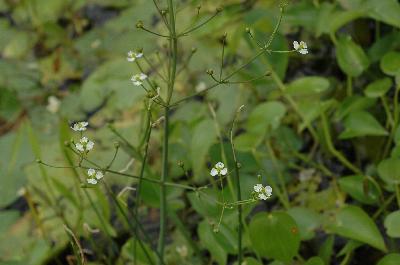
left=321, top=111, right=362, bottom=174
left=381, top=96, right=394, bottom=128
left=178, top=12, right=220, bottom=37
left=230, top=107, right=243, bottom=264
left=265, top=7, right=284, bottom=48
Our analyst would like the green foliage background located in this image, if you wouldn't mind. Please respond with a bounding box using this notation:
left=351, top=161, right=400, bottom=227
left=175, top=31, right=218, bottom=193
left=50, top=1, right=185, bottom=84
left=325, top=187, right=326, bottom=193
left=1, top=0, right=400, bottom=264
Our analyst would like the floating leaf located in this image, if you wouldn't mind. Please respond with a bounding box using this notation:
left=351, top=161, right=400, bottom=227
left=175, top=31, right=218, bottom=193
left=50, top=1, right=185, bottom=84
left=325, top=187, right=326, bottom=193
left=339, top=111, right=388, bottom=139
left=384, top=211, right=400, bottom=238
left=249, top=212, right=300, bottom=263
left=336, top=37, right=370, bottom=77
left=328, top=205, right=386, bottom=251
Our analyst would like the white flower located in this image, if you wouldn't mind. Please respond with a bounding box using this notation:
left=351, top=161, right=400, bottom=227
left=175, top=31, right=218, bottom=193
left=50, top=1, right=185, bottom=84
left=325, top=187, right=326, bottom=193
left=87, top=168, right=96, bottom=176
left=95, top=171, right=103, bottom=180
left=265, top=186, right=272, bottom=197
left=71, top=121, right=88, bottom=132
left=254, top=184, right=263, bottom=193
left=75, top=143, right=84, bottom=152
left=258, top=193, right=268, bottom=200
left=293, top=41, right=308, bottom=55
left=46, top=96, right=60, bottom=113
left=75, top=137, right=94, bottom=153
left=87, top=178, right=97, bottom=185
left=127, top=51, right=143, bottom=62
left=253, top=183, right=272, bottom=201
left=210, top=162, right=228, bottom=176
left=131, top=73, right=148, bottom=86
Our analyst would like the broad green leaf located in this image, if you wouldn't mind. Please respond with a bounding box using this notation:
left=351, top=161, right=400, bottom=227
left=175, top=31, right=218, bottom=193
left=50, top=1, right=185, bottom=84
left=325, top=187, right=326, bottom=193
left=329, top=10, right=365, bottom=34
left=287, top=207, right=321, bottom=240
left=339, top=111, right=388, bottom=139
left=0, top=88, right=21, bottom=122
left=334, top=96, right=376, bottom=121
left=305, top=256, right=324, bottom=265
left=212, top=223, right=238, bottom=254
left=198, top=221, right=227, bottom=265
left=249, top=212, right=300, bottom=263
left=378, top=158, right=400, bottom=184
left=364, top=78, right=392, bottom=98
left=365, top=0, right=400, bottom=29
left=286, top=76, right=330, bottom=97
left=380, top=51, right=400, bottom=76
left=328, top=205, right=386, bottom=251
left=0, top=211, right=19, bottom=235
left=190, top=119, right=217, bottom=181
left=336, top=37, right=370, bottom=77
left=368, top=32, right=400, bottom=62
left=298, top=100, right=335, bottom=132
left=377, top=253, right=400, bottom=265
left=247, top=101, right=286, bottom=135
left=384, top=211, right=400, bottom=238
left=338, top=175, right=380, bottom=205
left=234, top=132, right=263, bottom=152
left=3, top=31, right=37, bottom=59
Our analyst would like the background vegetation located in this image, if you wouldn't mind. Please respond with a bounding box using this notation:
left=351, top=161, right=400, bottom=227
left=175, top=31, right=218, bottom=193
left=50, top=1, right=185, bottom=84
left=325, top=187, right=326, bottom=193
left=1, top=0, right=400, bottom=264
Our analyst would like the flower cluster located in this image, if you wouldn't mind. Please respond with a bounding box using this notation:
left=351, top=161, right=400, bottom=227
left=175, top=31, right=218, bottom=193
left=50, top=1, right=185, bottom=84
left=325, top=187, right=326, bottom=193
left=293, top=41, right=308, bottom=55
left=87, top=168, right=104, bottom=185
left=210, top=162, right=228, bottom=176
left=131, top=73, right=148, bottom=86
left=253, top=184, right=272, bottom=200
left=71, top=121, right=88, bottom=132
left=75, top=136, right=94, bottom=153
left=127, top=50, right=143, bottom=62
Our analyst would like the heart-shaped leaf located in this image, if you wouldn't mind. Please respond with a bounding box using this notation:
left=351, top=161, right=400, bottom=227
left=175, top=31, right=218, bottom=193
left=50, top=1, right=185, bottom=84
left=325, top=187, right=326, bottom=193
left=364, top=78, right=392, bottom=98
left=384, top=211, right=400, bottom=238
left=380, top=51, right=400, bottom=76
left=339, top=111, right=388, bottom=139
left=378, top=158, right=400, bottom=184
left=336, top=37, right=370, bottom=77
left=377, top=253, right=400, bottom=265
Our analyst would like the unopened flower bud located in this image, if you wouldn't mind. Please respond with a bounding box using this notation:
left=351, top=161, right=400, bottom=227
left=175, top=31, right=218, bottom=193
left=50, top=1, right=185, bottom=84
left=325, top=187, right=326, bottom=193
left=114, top=142, right=120, bottom=148
left=178, top=160, right=184, bottom=167
left=245, top=27, right=251, bottom=33
left=191, top=47, right=197, bottom=53
left=161, top=9, right=167, bottom=16
left=136, top=20, right=144, bottom=29
left=216, top=6, right=223, bottom=13
left=206, top=69, right=214, bottom=75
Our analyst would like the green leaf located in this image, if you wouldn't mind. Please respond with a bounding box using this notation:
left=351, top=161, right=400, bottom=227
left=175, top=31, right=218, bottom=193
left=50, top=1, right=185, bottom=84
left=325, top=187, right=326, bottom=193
left=190, top=119, right=217, bottom=181
left=0, top=211, right=20, bottom=235
left=119, top=237, right=156, bottom=265
left=329, top=205, right=386, bottom=251
left=298, top=100, right=335, bottom=132
left=287, top=207, right=321, bottom=240
left=234, top=132, right=263, bottom=152
left=380, top=51, right=400, bottom=76
left=247, top=101, right=286, bottom=135
left=338, top=175, right=380, bottom=205
left=318, top=235, right=334, bottom=265
left=329, top=10, right=365, bottom=34
left=339, top=111, right=388, bottom=139
left=249, top=212, right=300, bottom=263
left=384, top=211, right=400, bottom=238
left=378, top=158, right=400, bottom=184
left=334, top=96, right=376, bottom=121
left=305, top=256, right=324, bottom=265
left=365, top=0, right=400, bottom=29
left=286, top=76, right=330, bottom=97
left=336, top=37, right=370, bottom=77
left=377, top=253, right=400, bottom=265
left=198, top=221, right=227, bottom=265
left=364, top=78, right=392, bottom=98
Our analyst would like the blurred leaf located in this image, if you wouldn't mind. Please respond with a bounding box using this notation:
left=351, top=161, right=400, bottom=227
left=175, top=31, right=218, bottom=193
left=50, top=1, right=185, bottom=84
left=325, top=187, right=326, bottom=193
left=339, top=111, right=387, bottom=139
left=318, top=235, right=334, bottom=265
left=298, top=100, right=335, bottom=132
left=190, top=119, right=216, bottom=181
left=198, top=221, right=227, bottom=265
left=336, top=37, right=370, bottom=77
left=118, top=237, right=156, bottom=265
left=0, top=210, right=20, bottom=234
left=305, top=256, right=324, bottom=265
left=249, top=212, right=300, bottom=263
left=380, top=51, right=400, bottom=76
left=378, top=158, right=400, bottom=184
left=384, top=210, right=400, bottom=238
left=2, top=31, right=37, bottom=59
left=247, top=101, right=286, bottom=135
left=234, top=132, right=263, bottom=152
left=365, top=0, right=400, bottom=28
left=287, top=207, right=321, bottom=240
left=328, top=205, right=386, bottom=251
left=377, top=253, right=400, bottom=265
left=0, top=88, right=21, bottom=122
left=335, top=96, right=376, bottom=121
left=329, top=10, right=365, bottom=34
left=364, top=78, right=392, bottom=98
left=286, top=76, right=330, bottom=97
left=368, top=32, right=400, bottom=62
left=338, top=175, right=380, bottom=205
